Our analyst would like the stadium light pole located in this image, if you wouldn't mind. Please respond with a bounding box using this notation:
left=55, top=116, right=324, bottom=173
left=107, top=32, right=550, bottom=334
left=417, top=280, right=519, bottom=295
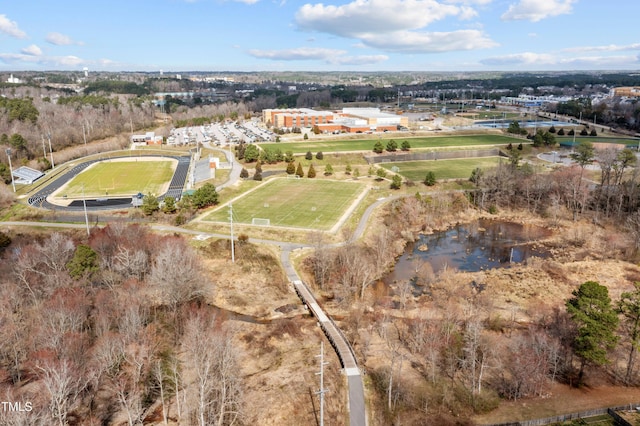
left=6, top=148, right=16, bottom=192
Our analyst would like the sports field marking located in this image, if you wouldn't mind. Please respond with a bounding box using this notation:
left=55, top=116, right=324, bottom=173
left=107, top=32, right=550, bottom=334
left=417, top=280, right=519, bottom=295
left=51, top=158, right=177, bottom=199
left=204, top=178, right=366, bottom=230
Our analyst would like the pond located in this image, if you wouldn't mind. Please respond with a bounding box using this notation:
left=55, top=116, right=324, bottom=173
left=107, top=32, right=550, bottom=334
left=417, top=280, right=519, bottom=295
left=384, top=219, right=552, bottom=285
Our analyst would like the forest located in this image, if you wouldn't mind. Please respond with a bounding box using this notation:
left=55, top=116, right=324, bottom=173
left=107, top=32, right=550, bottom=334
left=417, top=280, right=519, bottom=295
left=0, top=224, right=243, bottom=425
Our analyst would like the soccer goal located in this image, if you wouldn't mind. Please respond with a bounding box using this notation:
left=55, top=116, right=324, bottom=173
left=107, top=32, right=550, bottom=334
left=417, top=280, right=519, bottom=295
left=251, top=218, right=271, bottom=226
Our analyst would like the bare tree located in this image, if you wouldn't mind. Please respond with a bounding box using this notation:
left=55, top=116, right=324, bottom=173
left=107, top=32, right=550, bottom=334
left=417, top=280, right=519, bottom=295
left=37, top=358, right=84, bottom=426
left=149, top=239, right=207, bottom=310
left=307, top=231, right=333, bottom=289
left=182, top=311, right=243, bottom=426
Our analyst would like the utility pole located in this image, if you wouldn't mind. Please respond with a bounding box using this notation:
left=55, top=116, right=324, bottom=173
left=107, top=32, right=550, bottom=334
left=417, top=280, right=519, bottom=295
left=229, top=204, right=235, bottom=263
left=82, top=183, right=90, bottom=236
left=41, top=135, right=47, bottom=159
left=5, top=149, right=16, bottom=192
left=47, top=132, right=55, bottom=169
left=315, top=342, right=329, bottom=426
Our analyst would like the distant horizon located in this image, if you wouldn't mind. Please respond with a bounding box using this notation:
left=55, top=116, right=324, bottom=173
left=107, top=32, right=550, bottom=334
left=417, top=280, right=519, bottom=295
left=1, top=1, right=639, bottom=73
left=2, top=69, right=639, bottom=76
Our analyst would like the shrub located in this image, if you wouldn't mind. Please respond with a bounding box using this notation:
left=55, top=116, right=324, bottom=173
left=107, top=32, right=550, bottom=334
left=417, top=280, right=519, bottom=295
left=424, top=171, right=436, bottom=186
left=305, top=151, right=313, bottom=160
left=316, top=151, right=324, bottom=160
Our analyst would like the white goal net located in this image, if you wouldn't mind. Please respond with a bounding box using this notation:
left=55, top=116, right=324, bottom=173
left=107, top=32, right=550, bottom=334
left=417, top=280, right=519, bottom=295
left=251, top=218, right=271, bottom=226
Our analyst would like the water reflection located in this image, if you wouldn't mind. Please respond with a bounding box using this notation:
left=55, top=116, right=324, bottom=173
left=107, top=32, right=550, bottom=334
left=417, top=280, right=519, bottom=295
left=385, top=219, right=551, bottom=284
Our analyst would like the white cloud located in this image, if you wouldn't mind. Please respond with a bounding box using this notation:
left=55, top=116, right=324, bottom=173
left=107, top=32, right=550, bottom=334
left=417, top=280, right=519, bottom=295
left=46, top=32, right=84, bottom=46
left=480, top=51, right=640, bottom=69
left=481, top=52, right=555, bottom=65
left=294, top=0, right=496, bottom=53
left=295, top=0, right=463, bottom=38
left=21, top=44, right=42, bottom=56
left=0, top=14, right=27, bottom=39
left=0, top=53, right=85, bottom=68
left=360, top=29, right=497, bottom=53
left=444, top=0, right=493, bottom=4
left=563, top=43, right=640, bottom=53
left=331, top=54, right=389, bottom=65
left=247, top=47, right=388, bottom=65
left=501, top=0, right=576, bottom=22
left=248, top=47, right=347, bottom=60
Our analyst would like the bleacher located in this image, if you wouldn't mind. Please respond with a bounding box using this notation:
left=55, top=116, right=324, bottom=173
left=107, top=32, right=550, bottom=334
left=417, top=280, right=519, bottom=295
left=12, top=166, right=44, bottom=184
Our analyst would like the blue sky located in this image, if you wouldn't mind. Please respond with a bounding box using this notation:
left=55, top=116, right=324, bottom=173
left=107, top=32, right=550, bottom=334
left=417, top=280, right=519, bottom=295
left=1, top=0, right=639, bottom=72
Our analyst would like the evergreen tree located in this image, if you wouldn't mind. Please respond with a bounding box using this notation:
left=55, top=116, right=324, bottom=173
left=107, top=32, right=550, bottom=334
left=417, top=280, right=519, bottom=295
left=244, top=144, right=259, bottom=162
left=376, top=168, right=387, bottom=180
left=424, top=171, right=436, bottom=186
left=390, top=174, right=402, bottom=189
left=345, top=163, right=352, bottom=175
left=162, top=196, right=177, bottom=214
left=66, top=244, right=99, bottom=279
left=240, top=167, right=249, bottom=178
left=316, top=151, right=324, bottom=160
left=286, top=161, right=296, bottom=175
left=386, top=139, right=398, bottom=152
left=324, top=164, right=333, bottom=176
left=0, top=231, right=11, bottom=251
left=401, top=140, right=411, bottom=151
left=295, top=162, right=304, bottom=177
left=353, top=168, right=360, bottom=179
left=141, top=193, right=160, bottom=215
left=192, top=183, right=219, bottom=208
left=373, top=141, right=384, bottom=153
left=307, top=164, right=316, bottom=178
left=305, top=151, right=313, bottom=160
left=566, top=281, right=619, bottom=384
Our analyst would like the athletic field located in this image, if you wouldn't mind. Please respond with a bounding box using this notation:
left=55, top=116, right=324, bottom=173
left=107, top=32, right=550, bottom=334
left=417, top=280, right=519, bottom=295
left=205, top=178, right=366, bottom=230
left=59, top=159, right=176, bottom=198
left=380, top=157, right=504, bottom=181
left=258, top=134, right=518, bottom=154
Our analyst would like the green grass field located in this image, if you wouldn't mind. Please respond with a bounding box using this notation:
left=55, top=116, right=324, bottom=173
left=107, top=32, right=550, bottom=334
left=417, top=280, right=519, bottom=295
left=380, top=157, right=504, bottom=181
left=259, top=134, right=519, bottom=154
left=204, top=178, right=366, bottom=230
left=62, top=159, right=176, bottom=198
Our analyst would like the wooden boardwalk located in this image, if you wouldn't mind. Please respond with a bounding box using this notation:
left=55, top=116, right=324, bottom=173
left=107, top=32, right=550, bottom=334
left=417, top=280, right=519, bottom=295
left=292, top=279, right=367, bottom=426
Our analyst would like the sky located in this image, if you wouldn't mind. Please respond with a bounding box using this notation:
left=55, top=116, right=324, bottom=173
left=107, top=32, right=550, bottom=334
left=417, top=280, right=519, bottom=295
left=0, top=0, right=639, bottom=73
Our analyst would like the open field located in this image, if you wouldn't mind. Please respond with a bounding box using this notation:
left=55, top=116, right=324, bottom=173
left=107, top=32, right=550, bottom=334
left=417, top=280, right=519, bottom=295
left=379, top=156, right=504, bottom=181
left=259, top=134, right=519, bottom=154
left=204, top=178, right=366, bottom=230
left=57, top=159, right=176, bottom=198
left=557, top=136, right=640, bottom=146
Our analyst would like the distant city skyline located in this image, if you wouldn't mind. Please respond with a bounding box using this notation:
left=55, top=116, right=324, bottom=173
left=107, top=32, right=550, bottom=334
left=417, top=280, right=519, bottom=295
left=1, top=0, right=639, bottom=73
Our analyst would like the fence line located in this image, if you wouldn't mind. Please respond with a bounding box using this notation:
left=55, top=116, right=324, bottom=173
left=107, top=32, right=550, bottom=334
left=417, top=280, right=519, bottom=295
left=364, top=148, right=506, bottom=164
left=486, top=403, right=640, bottom=426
